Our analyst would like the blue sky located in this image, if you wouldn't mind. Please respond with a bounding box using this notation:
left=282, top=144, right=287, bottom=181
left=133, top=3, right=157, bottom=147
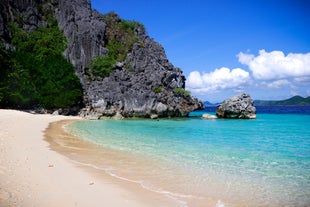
left=91, top=0, right=310, bottom=102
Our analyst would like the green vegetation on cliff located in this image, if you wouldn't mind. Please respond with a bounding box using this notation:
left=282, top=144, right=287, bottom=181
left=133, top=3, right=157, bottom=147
left=173, top=88, right=191, bottom=97
left=88, top=12, right=143, bottom=78
left=0, top=23, right=82, bottom=110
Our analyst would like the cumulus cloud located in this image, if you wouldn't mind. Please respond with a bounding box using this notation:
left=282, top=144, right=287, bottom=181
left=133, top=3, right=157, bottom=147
left=186, top=67, right=250, bottom=93
left=264, top=79, right=293, bottom=89
left=237, top=50, right=310, bottom=80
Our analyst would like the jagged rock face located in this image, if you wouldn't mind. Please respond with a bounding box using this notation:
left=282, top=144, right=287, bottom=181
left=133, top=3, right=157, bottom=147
left=83, top=35, right=203, bottom=118
left=55, top=0, right=203, bottom=118
left=0, top=0, right=105, bottom=80
left=0, top=0, right=47, bottom=49
left=0, top=0, right=204, bottom=118
left=216, top=93, right=256, bottom=119
left=55, top=0, right=107, bottom=83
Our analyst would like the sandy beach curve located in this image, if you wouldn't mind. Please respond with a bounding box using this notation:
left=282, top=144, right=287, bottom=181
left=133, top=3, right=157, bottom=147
left=0, top=109, right=181, bottom=207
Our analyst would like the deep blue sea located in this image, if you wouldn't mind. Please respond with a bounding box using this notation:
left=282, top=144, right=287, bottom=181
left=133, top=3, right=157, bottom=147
left=67, top=106, right=310, bottom=207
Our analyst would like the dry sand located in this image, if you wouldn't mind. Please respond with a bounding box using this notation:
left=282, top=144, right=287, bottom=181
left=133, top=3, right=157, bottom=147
left=0, top=109, right=181, bottom=207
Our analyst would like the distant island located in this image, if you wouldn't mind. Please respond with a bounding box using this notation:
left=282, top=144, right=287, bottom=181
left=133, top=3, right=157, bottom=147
left=204, top=95, right=310, bottom=107
left=254, top=95, right=310, bottom=106
left=203, top=101, right=217, bottom=106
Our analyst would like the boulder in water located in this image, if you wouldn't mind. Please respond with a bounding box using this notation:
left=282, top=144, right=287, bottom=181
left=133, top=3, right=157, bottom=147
left=216, top=94, right=256, bottom=119
left=202, top=113, right=217, bottom=119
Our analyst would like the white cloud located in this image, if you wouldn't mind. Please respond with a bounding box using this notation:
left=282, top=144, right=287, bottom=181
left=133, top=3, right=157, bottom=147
left=186, top=67, right=250, bottom=93
left=186, top=71, right=203, bottom=89
left=237, top=50, right=310, bottom=80
left=237, top=53, right=254, bottom=65
left=265, top=79, right=292, bottom=89
left=294, top=76, right=310, bottom=84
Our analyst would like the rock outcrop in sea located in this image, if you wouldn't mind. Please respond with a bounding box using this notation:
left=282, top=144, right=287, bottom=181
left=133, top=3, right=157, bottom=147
left=202, top=113, right=217, bottom=119
left=216, top=93, right=256, bottom=119
left=0, top=0, right=203, bottom=118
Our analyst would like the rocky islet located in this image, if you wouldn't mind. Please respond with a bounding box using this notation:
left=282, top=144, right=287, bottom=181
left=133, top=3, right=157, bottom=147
left=216, top=93, right=256, bottom=119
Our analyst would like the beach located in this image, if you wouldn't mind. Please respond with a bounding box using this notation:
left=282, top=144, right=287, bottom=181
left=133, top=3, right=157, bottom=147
left=0, top=109, right=180, bottom=207
left=1, top=109, right=309, bottom=207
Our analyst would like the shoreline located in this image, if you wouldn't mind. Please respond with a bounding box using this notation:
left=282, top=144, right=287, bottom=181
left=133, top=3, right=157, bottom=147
left=45, top=120, right=186, bottom=206
left=0, top=109, right=181, bottom=207
left=45, top=117, right=225, bottom=207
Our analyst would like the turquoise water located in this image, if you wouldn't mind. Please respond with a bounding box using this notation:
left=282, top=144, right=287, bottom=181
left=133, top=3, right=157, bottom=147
left=67, top=112, right=310, bottom=207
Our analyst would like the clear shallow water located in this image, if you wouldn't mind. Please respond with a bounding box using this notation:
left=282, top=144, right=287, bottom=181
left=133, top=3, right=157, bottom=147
left=67, top=108, right=310, bottom=207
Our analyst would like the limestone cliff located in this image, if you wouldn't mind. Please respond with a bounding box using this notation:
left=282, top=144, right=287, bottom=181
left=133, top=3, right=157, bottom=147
left=0, top=0, right=203, bottom=118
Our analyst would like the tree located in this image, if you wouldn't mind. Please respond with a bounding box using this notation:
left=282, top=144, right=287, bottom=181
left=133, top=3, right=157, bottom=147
left=0, top=22, right=83, bottom=109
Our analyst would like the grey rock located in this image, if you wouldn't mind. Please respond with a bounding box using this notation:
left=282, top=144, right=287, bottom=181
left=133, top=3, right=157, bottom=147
left=79, top=108, right=102, bottom=120
left=150, top=114, right=158, bottom=119
left=0, top=0, right=45, bottom=49
left=77, top=11, right=203, bottom=118
left=163, top=70, right=185, bottom=89
left=112, top=112, right=124, bottom=120
left=156, top=102, right=168, bottom=115
left=52, top=110, right=59, bottom=115
left=55, top=0, right=107, bottom=83
left=202, top=113, right=217, bottom=119
left=216, top=93, right=256, bottom=119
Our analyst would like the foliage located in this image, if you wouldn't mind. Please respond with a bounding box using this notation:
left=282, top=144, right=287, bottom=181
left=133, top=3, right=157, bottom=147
left=5, top=50, right=40, bottom=108
left=89, top=12, right=143, bottom=78
left=0, top=22, right=82, bottom=109
left=173, top=88, right=191, bottom=97
left=154, top=86, right=163, bottom=93
left=88, top=56, right=114, bottom=78
left=10, top=23, right=67, bottom=58
left=0, top=46, right=11, bottom=105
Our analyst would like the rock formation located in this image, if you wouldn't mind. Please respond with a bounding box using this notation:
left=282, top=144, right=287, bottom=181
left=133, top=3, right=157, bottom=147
left=55, top=0, right=107, bottom=84
left=216, top=93, right=256, bottom=119
left=202, top=113, right=217, bottom=119
left=0, top=0, right=203, bottom=118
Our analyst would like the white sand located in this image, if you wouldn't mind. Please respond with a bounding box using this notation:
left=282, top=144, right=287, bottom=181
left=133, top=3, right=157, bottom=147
left=0, top=109, right=181, bottom=207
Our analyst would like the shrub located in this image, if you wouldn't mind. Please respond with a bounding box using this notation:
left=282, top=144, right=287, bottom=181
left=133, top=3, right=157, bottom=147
left=173, top=88, right=191, bottom=96
left=89, top=12, right=144, bottom=78
left=0, top=22, right=82, bottom=109
left=154, top=86, right=163, bottom=93
left=88, top=56, right=115, bottom=78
